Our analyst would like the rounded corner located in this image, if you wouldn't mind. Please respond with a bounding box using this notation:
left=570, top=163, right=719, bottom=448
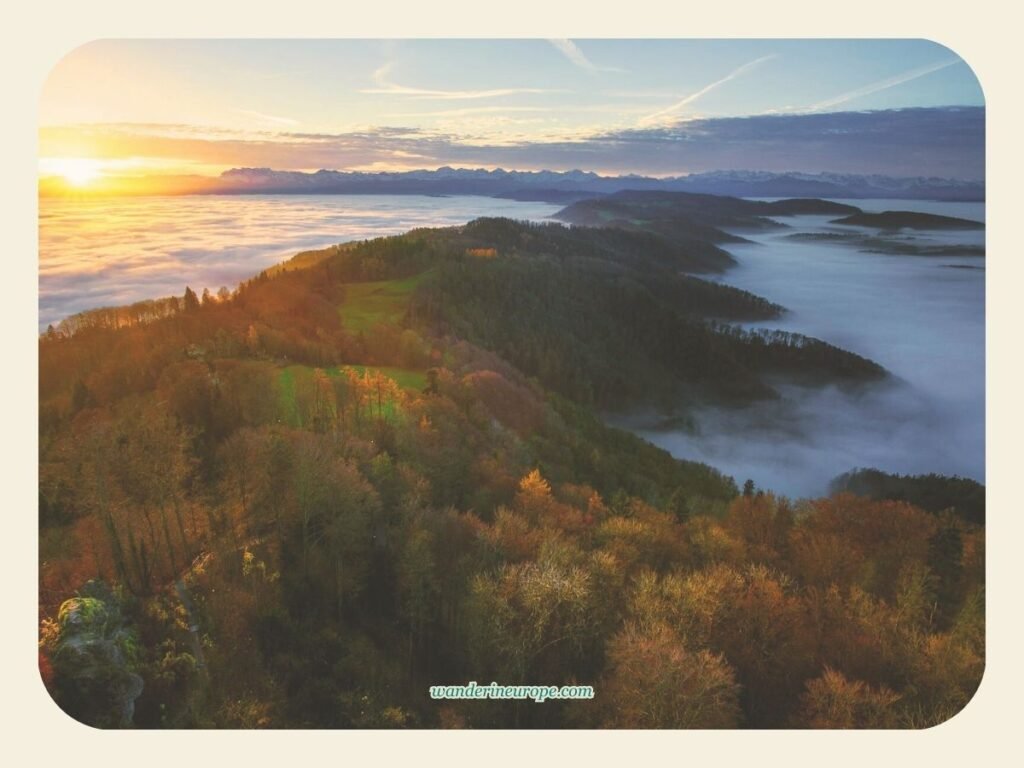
left=35, top=650, right=107, bottom=732
left=917, top=658, right=987, bottom=731
left=917, top=37, right=986, bottom=105
left=39, top=38, right=112, bottom=107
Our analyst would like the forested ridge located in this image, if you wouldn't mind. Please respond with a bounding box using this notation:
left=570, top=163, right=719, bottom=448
left=39, top=197, right=982, bottom=729
left=555, top=189, right=862, bottom=232
left=830, top=469, right=985, bottom=526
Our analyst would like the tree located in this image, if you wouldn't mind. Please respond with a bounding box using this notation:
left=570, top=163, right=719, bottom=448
left=59, top=402, right=196, bottom=594
left=515, top=469, right=560, bottom=524
left=396, top=518, right=439, bottom=676
left=183, top=286, right=201, bottom=312
left=626, top=564, right=813, bottom=727
left=795, top=668, right=901, bottom=728
left=723, top=493, right=792, bottom=567
left=467, top=559, right=593, bottom=683
left=71, top=379, right=93, bottom=413
left=601, top=621, right=741, bottom=728
left=218, top=427, right=272, bottom=538
left=112, top=402, right=198, bottom=581
left=928, top=511, right=965, bottom=627
left=289, top=437, right=378, bottom=618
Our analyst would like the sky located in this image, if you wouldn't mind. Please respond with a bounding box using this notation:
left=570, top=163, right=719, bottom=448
left=38, top=39, right=985, bottom=189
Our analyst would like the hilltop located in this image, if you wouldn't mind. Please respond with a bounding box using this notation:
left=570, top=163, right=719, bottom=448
left=38, top=193, right=980, bottom=730
left=830, top=210, right=984, bottom=230
left=555, top=190, right=861, bottom=234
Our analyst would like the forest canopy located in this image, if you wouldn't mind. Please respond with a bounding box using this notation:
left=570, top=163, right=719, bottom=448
left=39, top=194, right=983, bottom=729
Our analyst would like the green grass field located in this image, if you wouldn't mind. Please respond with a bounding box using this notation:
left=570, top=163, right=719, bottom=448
left=276, top=364, right=427, bottom=427
left=276, top=365, right=303, bottom=426
left=339, top=272, right=429, bottom=333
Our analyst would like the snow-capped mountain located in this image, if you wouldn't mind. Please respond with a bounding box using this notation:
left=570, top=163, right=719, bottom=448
left=211, top=167, right=983, bottom=201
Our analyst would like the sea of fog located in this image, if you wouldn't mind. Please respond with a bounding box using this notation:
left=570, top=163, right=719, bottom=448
left=40, top=193, right=985, bottom=499
left=627, top=199, right=985, bottom=498
left=39, top=194, right=562, bottom=328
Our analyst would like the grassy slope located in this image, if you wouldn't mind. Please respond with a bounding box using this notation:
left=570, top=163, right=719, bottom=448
left=339, top=272, right=429, bottom=332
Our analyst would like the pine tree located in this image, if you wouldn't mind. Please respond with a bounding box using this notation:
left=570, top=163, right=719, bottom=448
left=183, top=286, right=200, bottom=312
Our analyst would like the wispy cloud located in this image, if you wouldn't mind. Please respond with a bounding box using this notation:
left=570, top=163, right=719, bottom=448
left=808, top=59, right=962, bottom=111
left=233, top=109, right=300, bottom=127
left=361, top=63, right=554, bottom=100
left=386, top=106, right=548, bottom=119
left=603, top=89, right=680, bottom=100
left=548, top=39, right=623, bottom=73
left=638, top=55, right=777, bottom=128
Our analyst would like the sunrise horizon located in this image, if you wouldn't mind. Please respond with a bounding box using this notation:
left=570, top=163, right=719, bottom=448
left=39, top=40, right=984, bottom=196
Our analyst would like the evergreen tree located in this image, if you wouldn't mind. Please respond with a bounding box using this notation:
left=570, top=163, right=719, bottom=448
left=183, top=286, right=200, bottom=312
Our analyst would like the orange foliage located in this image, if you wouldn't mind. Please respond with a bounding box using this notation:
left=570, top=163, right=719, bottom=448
left=601, top=621, right=741, bottom=728
left=797, top=668, right=902, bottom=728
left=790, top=494, right=938, bottom=598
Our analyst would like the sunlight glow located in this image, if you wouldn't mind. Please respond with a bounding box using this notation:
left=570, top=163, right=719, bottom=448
left=39, top=157, right=105, bottom=187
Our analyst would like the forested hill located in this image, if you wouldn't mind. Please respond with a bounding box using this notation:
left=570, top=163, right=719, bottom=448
left=553, top=190, right=862, bottom=240
left=271, top=214, right=885, bottom=408
left=829, top=210, right=984, bottom=230
left=39, top=195, right=981, bottom=730
left=408, top=218, right=885, bottom=407
left=49, top=212, right=886, bottom=411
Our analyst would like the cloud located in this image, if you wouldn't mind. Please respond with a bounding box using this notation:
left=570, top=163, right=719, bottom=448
left=40, top=107, right=984, bottom=181
left=360, top=62, right=555, bottom=100
left=233, top=109, right=300, bottom=127
left=594, top=107, right=984, bottom=178
left=385, top=106, right=548, bottom=118
left=40, top=194, right=564, bottom=328
left=808, top=59, right=963, bottom=111
left=548, top=39, right=623, bottom=73
left=638, top=55, right=777, bottom=127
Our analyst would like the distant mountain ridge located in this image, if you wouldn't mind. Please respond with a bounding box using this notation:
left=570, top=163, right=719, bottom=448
left=208, top=167, right=984, bottom=202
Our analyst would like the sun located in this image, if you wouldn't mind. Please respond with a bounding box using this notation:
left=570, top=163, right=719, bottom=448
left=39, top=157, right=104, bottom=188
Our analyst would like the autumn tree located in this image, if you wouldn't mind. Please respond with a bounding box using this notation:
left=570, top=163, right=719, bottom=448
left=467, top=559, right=594, bottom=685
left=626, top=564, right=813, bottom=726
left=795, top=668, right=902, bottom=728
left=217, top=427, right=273, bottom=542
left=601, top=621, right=741, bottom=728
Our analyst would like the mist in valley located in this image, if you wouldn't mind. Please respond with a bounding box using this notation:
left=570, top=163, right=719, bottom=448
left=632, top=200, right=985, bottom=498
left=41, top=190, right=986, bottom=500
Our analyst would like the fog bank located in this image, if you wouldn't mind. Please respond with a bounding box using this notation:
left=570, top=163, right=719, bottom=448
left=39, top=194, right=561, bottom=328
left=636, top=199, right=985, bottom=498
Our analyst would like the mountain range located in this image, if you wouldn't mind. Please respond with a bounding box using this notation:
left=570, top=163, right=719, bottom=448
left=205, top=167, right=984, bottom=202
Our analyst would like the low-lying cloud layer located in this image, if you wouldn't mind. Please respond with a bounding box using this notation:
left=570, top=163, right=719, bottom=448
left=39, top=195, right=562, bottom=328
left=633, top=204, right=985, bottom=497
